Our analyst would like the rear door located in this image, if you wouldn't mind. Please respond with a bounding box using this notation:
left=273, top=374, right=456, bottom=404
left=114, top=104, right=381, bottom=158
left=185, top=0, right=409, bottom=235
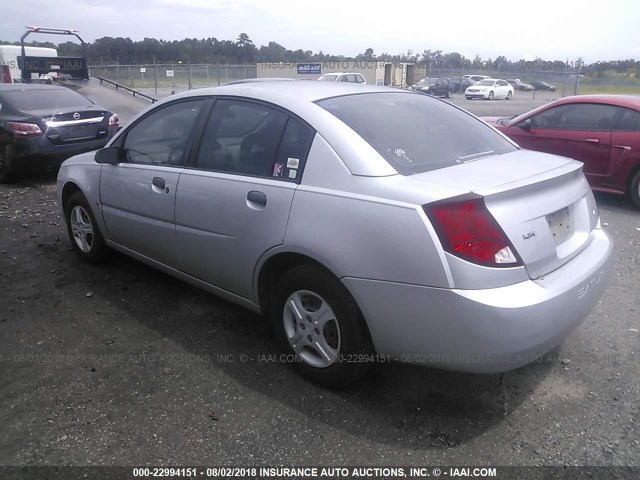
left=175, top=98, right=315, bottom=300
left=100, top=98, right=206, bottom=267
left=507, top=103, right=617, bottom=181
left=495, top=80, right=509, bottom=98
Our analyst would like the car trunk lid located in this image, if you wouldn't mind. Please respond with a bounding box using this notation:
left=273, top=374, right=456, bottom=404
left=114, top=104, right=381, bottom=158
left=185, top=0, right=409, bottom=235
left=28, top=107, right=110, bottom=144
left=421, top=149, right=599, bottom=279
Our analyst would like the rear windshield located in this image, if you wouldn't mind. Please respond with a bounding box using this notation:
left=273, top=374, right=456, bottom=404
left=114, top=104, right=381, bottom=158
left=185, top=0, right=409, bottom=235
left=316, top=92, right=517, bottom=175
left=1, top=88, right=93, bottom=111
left=317, top=74, right=338, bottom=81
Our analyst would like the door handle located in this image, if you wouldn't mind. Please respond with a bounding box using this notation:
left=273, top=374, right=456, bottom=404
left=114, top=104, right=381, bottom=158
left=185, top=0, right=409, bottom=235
left=584, top=138, right=600, bottom=143
left=247, top=190, right=267, bottom=207
left=613, top=144, right=631, bottom=150
left=152, top=176, right=169, bottom=193
left=152, top=177, right=166, bottom=189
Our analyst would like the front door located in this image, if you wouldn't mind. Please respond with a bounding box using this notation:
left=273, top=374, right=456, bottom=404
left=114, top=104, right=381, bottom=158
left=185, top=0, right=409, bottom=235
left=509, top=103, right=617, bottom=181
left=99, top=98, right=205, bottom=266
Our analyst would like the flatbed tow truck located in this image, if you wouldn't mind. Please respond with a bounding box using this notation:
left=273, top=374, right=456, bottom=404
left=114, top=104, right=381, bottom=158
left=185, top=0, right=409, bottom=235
left=16, top=26, right=89, bottom=83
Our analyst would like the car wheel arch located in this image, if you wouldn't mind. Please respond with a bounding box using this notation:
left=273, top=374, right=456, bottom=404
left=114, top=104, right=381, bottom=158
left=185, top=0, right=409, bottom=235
left=61, top=182, right=84, bottom=214
left=627, top=165, right=640, bottom=208
left=256, top=251, right=346, bottom=316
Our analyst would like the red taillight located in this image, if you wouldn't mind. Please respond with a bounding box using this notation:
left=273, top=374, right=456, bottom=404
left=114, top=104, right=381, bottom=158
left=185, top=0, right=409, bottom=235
left=7, top=121, right=43, bottom=137
left=425, top=196, right=521, bottom=267
left=108, top=114, right=119, bottom=127
left=1, top=65, right=11, bottom=84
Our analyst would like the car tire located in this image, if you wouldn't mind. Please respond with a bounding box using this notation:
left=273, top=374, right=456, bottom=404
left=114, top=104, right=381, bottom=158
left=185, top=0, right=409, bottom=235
left=506, top=91, right=513, bottom=100
left=630, top=170, right=640, bottom=209
left=488, top=91, right=494, bottom=100
left=0, top=144, right=17, bottom=184
left=271, top=264, right=374, bottom=388
left=64, top=191, right=110, bottom=263
left=446, top=90, right=452, bottom=98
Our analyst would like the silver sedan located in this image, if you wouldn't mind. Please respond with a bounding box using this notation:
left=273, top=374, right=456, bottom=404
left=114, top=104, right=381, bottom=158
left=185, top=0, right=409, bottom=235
left=57, top=81, right=613, bottom=387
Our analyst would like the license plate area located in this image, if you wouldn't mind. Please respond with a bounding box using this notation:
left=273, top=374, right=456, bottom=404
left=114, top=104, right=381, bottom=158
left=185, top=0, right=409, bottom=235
left=547, top=206, right=573, bottom=246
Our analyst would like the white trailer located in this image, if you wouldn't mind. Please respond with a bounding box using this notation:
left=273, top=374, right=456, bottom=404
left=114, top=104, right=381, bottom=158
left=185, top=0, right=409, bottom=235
left=0, top=45, right=58, bottom=83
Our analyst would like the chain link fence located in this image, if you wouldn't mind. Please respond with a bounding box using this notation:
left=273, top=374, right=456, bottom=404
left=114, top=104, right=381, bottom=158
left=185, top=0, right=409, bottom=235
left=89, top=64, right=257, bottom=98
left=89, top=63, right=639, bottom=99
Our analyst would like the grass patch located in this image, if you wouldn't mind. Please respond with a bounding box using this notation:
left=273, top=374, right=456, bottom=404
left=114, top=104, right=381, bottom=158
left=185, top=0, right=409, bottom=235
left=578, top=84, right=640, bottom=95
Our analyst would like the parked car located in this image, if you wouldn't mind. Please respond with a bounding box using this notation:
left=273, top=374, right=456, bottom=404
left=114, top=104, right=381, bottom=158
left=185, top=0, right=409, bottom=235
left=409, top=77, right=452, bottom=98
left=317, top=72, right=366, bottom=84
left=58, top=82, right=612, bottom=387
left=450, top=77, right=475, bottom=93
left=485, top=95, right=640, bottom=208
left=530, top=80, right=557, bottom=91
left=462, top=74, right=491, bottom=83
left=0, top=84, right=119, bottom=182
left=225, top=78, right=296, bottom=85
left=465, top=79, right=514, bottom=100
left=506, top=79, right=535, bottom=91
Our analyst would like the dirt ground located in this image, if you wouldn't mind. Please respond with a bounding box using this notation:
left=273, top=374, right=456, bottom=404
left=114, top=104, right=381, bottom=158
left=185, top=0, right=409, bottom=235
left=0, top=172, right=638, bottom=469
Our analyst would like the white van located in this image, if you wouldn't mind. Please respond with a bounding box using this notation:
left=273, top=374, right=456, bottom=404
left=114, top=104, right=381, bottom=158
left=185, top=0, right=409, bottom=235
left=0, top=45, right=58, bottom=83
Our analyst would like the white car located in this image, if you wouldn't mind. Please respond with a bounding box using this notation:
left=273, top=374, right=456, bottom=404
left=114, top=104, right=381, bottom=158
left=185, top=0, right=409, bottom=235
left=462, top=74, right=491, bottom=84
left=317, top=72, right=366, bottom=84
left=465, top=79, right=514, bottom=100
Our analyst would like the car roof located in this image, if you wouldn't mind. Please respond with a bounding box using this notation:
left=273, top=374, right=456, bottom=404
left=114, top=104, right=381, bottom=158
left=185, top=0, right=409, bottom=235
left=0, top=83, right=70, bottom=92
left=320, top=72, right=362, bottom=76
left=551, top=94, right=640, bottom=108
left=507, top=94, right=640, bottom=126
left=166, top=80, right=388, bottom=107
left=224, top=78, right=295, bottom=85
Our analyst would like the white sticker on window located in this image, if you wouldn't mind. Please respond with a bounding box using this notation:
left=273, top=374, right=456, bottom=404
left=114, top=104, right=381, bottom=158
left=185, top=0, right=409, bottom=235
left=288, top=169, right=297, bottom=179
left=287, top=157, right=300, bottom=169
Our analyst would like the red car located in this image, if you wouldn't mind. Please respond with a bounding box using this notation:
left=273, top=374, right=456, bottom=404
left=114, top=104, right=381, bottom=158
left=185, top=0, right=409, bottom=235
left=484, top=95, right=640, bottom=208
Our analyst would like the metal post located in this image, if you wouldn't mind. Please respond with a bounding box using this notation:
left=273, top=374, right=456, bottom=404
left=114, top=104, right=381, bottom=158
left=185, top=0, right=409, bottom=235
left=154, top=59, right=158, bottom=95
left=188, top=62, right=192, bottom=90
left=171, top=63, right=175, bottom=94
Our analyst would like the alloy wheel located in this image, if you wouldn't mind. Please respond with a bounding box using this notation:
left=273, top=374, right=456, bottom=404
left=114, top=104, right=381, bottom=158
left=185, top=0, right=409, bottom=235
left=70, top=205, right=95, bottom=253
left=282, top=289, right=341, bottom=368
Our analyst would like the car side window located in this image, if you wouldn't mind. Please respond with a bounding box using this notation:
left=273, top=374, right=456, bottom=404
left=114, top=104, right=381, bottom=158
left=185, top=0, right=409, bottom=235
left=338, top=75, right=349, bottom=82
left=270, top=117, right=315, bottom=182
left=123, top=99, right=203, bottom=166
left=356, top=75, right=365, bottom=83
left=195, top=99, right=289, bottom=178
left=615, top=108, right=640, bottom=131
left=530, top=104, right=617, bottom=131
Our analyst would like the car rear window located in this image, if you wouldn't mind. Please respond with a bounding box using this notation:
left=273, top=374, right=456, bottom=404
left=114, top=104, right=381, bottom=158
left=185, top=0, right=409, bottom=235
left=316, top=92, right=517, bottom=175
left=1, top=88, right=92, bottom=111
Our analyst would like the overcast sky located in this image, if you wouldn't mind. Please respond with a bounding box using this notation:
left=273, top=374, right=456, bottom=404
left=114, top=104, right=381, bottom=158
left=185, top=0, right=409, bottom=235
left=2, top=0, right=639, bottom=62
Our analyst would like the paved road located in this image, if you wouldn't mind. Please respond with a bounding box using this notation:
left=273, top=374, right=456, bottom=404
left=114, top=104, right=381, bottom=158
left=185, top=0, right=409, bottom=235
left=65, top=79, right=153, bottom=125
left=0, top=82, right=637, bottom=468
left=447, top=90, right=561, bottom=117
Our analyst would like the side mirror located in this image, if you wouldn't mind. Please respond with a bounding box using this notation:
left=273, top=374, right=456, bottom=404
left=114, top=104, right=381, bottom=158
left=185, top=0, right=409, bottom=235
left=95, top=146, right=121, bottom=164
left=519, top=118, right=532, bottom=131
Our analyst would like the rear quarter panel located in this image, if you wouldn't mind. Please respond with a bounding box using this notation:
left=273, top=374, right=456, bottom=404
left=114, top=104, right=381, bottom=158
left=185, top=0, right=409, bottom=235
left=281, top=134, right=452, bottom=288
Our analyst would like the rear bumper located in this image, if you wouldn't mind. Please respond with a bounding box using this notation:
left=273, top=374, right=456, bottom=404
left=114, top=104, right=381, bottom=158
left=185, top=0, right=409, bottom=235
left=10, top=127, right=116, bottom=170
left=343, top=228, right=613, bottom=373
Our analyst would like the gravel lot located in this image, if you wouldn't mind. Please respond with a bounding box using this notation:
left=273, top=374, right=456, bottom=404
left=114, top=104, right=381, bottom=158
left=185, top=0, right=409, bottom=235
left=0, top=85, right=638, bottom=468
